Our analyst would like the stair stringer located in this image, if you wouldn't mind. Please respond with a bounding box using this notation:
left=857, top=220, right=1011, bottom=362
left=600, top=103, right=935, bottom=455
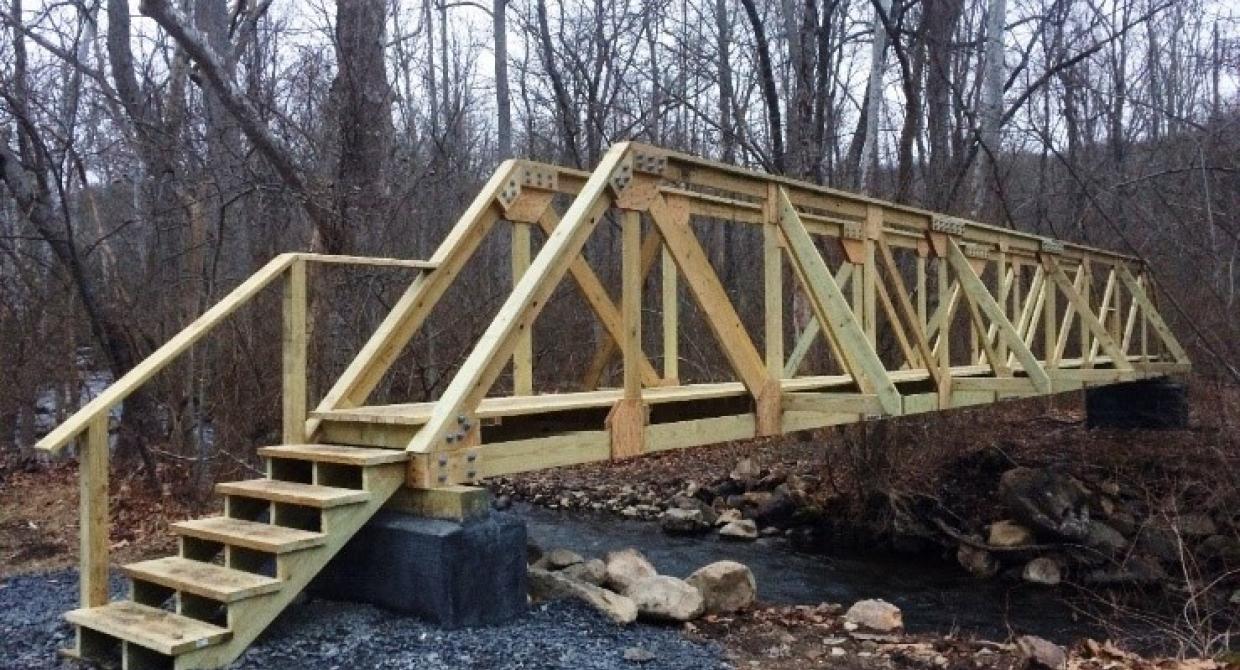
left=174, top=462, right=406, bottom=670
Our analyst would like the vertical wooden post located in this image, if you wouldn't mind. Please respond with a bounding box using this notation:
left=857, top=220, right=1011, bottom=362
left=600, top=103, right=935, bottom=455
left=511, top=224, right=533, bottom=394
left=1043, top=266, right=1058, bottom=367
left=996, top=251, right=1010, bottom=364
left=1139, top=274, right=1149, bottom=361
left=863, top=205, right=880, bottom=346
left=282, top=258, right=307, bottom=444
left=937, top=256, right=951, bottom=408
left=80, top=415, right=109, bottom=608
left=661, top=247, right=678, bottom=383
left=851, top=261, right=864, bottom=325
left=1081, top=257, right=1092, bottom=368
left=969, top=262, right=982, bottom=364
left=622, top=211, right=642, bottom=399
left=609, top=209, right=647, bottom=459
left=763, top=187, right=783, bottom=377
left=916, top=251, right=927, bottom=332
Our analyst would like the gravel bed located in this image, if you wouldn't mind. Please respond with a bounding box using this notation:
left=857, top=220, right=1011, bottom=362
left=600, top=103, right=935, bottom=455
left=2, top=569, right=727, bottom=669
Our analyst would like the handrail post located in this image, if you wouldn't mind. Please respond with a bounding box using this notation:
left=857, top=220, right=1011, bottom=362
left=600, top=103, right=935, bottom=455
left=283, top=258, right=308, bottom=444
left=80, top=414, right=109, bottom=608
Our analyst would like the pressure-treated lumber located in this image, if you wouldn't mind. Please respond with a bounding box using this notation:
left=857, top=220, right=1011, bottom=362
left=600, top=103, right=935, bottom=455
left=648, top=194, right=771, bottom=399
left=79, top=416, right=109, bottom=610
left=405, top=144, right=629, bottom=458
left=308, top=161, right=520, bottom=425
left=122, top=557, right=282, bottom=602
left=171, top=517, right=327, bottom=553
left=258, top=444, right=410, bottom=466
left=1116, top=266, right=1189, bottom=363
left=1043, top=255, right=1133, bottom=371
left=282, top=258, right=307, bottom=444
left=37, top=253, right=297, bottom=454
left=66, top=602, right=231, bottom=656
left=539, top=207, right=663, bottom=387
left=783, top=264, right=853, bottom=377
left=216, top=479, right=370, bottom=508
left=946, top=239, right=1051, bottom=393
left=775, top=188, right=902, bottom=415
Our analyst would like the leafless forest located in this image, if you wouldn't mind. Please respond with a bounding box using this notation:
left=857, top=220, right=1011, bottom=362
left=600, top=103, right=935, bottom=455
left=0, top=0, right=1236, bottom=485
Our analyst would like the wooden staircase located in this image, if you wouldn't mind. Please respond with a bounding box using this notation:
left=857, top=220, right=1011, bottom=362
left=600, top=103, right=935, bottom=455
left=65, top=444, right=407, bottom=670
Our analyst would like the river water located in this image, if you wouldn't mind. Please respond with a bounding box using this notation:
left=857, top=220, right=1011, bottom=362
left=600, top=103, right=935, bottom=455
left=520, top=504, right=1095, bottom=644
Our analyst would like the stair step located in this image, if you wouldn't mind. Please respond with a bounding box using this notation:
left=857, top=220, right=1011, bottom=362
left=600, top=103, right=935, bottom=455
left=123, top=557, right=282, bottom=602
left=258, top=444, right=409, bottom=466
left=216, top=479, right=370, bottom=508
left=65, top=601, right=230, bottom=656
left=172, top=517, right=326, bottom=553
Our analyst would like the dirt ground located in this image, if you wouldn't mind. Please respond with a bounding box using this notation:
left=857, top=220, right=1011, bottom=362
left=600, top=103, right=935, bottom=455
left=0, top=459, right=204, bottom=579
left=690, top=604, right=1232, bottom=669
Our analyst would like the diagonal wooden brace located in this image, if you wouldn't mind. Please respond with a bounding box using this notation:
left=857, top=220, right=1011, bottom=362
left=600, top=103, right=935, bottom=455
left=775, top=188, right=902, bottom=415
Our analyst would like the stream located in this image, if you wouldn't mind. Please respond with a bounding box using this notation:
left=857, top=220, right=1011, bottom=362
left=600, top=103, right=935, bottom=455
left=519, top=504, right=1097, bottom=645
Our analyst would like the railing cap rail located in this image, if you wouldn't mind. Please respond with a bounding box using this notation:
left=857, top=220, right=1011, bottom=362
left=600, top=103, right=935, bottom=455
left=35, top=252, right=434, bottom=454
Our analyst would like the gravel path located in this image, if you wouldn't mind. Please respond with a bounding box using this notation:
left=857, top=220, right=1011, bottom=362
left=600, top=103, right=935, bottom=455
left=2, top=569, right=727, bottom=670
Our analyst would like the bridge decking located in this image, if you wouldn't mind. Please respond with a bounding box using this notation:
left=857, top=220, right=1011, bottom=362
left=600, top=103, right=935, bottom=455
left=314, top=356, right=1150, bottom=428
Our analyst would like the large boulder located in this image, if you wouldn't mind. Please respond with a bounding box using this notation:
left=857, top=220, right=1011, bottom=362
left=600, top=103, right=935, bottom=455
left=527, top=568, right=637, bottom=625
left=1016, top=635, right=1067, bottom=669
left=533, top=548, right=584, bottom=571
left=1083, top=520, right=1128, bottom=555
left=1022, top=557, right=1062, bottom=586
left=718, top=519, right=758, bottom=541
left=957, top=543, right=999, bottom=578
left=714, top=508, right=743, bottom=527
left=560, top=558, right=607, bottom=585
left=844, top=599, right=903, bottom=632
left=751, top=487, right=799, bottom=527
left=604, top=548, right=657, bottom=594
left=669, top=496, right=719, bottom=525
left=988, top=520, right=1035, bottom=548
left=660, top=508, right=711, bottom=535
left=627, top=575, right=705, bottom=622
left=999, top=467, right=1091, bottom=540
left=686, top=561, right=756, bottom=614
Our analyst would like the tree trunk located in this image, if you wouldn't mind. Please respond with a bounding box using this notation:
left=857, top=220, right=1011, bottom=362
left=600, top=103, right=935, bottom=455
left=330, top=0, right=393, bottom=253
left=972, top=0, right=1007, bottom=220
left=494, top=0, right=512, bottom=159
left=859, top=0, right=893, bottom=194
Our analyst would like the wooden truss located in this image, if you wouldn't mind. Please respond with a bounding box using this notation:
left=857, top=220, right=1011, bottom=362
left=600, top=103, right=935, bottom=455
left=291, top=142, right=1187, bottom=485
left=36, top=145, right=1189, bottom=667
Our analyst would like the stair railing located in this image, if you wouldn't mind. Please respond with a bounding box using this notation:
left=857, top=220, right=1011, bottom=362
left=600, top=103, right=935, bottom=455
left=34, top=252, right=435, bottom=610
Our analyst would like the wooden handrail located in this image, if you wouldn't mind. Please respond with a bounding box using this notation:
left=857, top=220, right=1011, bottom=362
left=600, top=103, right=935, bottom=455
left=36, top=252, right=436, bottom=454
left=37, top=253, right=298, bottom=454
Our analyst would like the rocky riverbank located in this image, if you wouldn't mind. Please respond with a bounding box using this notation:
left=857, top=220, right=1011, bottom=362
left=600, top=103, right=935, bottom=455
left=494, top=391, right=1240, bottom=654
left=523, top=543, right=1229, bottom=670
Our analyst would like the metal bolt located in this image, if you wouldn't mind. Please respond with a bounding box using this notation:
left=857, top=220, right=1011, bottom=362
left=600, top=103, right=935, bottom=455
left=466, top=470, right=476, bottom=479
left=446, top=434, right=456, bottom=444
left=438, top=475, right=448, bottom=484
left=457, top=414, right=467, bottom=424
left=466, top=453, right=477, bottom=463
left=438, top=456, right=448, bottom=467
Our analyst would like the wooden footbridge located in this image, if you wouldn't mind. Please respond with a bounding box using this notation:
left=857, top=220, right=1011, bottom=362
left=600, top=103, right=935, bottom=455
left=36, top=142, right=1189, bottom=668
